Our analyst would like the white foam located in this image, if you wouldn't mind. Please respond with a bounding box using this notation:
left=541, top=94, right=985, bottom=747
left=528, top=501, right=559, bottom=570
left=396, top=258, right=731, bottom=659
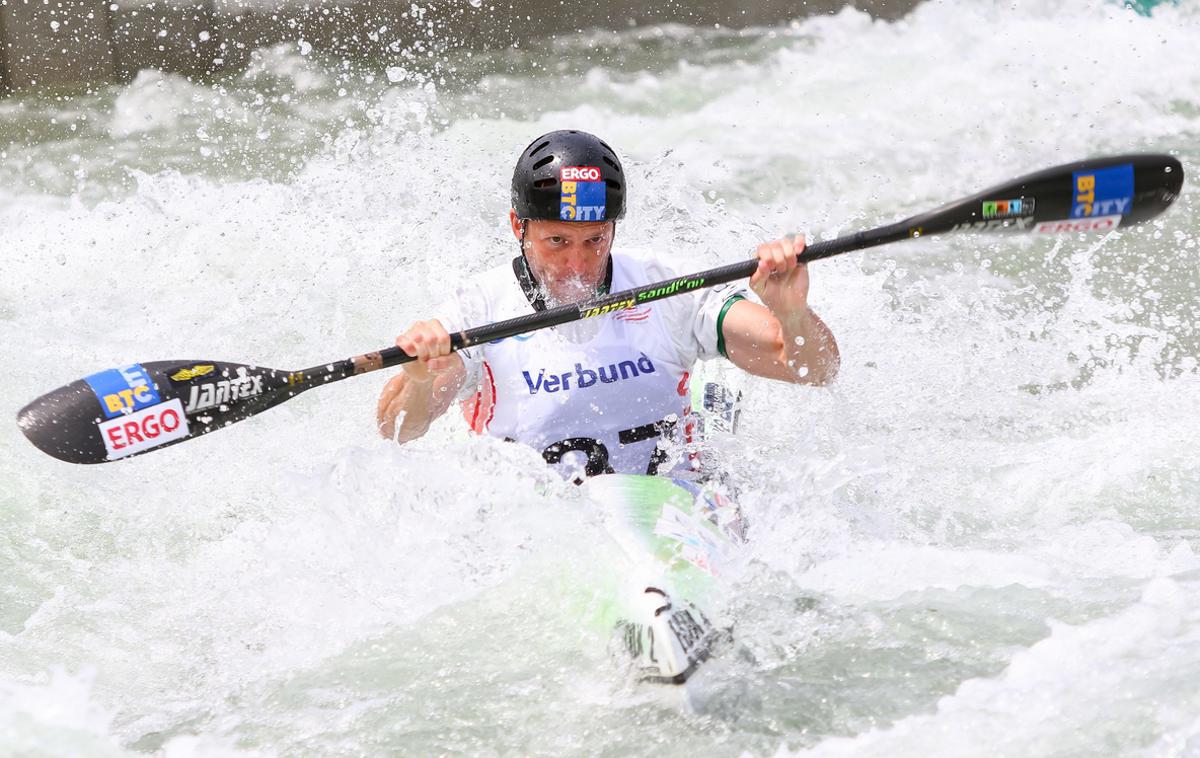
left=0, top=668, right=124, bottom=755
left=790, top=577, right=1200, bottom=757
left=241, top=43, right=331, bottom=93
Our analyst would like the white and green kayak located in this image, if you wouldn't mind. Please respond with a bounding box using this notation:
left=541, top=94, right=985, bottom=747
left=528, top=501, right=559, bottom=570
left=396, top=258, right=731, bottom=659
left=580, top=472, right=746, bottom=685
left=556, top=371, right=747, bottom=686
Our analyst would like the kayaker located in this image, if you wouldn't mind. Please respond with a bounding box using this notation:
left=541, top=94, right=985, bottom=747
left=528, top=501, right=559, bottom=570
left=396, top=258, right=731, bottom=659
left=377, top=130, right=839, bottom=479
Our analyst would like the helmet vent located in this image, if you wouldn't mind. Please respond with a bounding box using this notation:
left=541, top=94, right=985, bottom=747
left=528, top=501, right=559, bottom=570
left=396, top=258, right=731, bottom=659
left=529, top=140, right=551, bottom=157
left=533, top=178, right=557, bottom=189
left=602, top=156, right=622, bottom=173
left=531, top=156, right=555, bottom=171
left=605, top=179, right=622, bottom=190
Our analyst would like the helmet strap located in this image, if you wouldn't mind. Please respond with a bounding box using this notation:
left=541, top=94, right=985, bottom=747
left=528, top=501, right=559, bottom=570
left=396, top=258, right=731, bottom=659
left=514, top=219, right=547, bottom=312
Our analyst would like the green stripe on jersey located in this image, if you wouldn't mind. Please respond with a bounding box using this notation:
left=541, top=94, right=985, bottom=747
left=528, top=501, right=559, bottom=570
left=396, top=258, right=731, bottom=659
left=716, top=295, right=746, bottom=359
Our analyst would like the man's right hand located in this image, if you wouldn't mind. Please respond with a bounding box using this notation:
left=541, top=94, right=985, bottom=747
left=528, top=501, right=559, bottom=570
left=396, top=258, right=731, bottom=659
left=394, top=319, right=456, bottom=384
left=377, top=319, right=466, bottom=442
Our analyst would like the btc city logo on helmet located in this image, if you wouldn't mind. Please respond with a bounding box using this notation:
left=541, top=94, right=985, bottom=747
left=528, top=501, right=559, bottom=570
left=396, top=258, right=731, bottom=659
left=559, top=165, right=607, bottom=221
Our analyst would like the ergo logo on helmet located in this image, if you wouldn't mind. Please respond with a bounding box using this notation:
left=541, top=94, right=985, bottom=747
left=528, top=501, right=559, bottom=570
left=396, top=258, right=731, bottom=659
left=561, top=166, right=601, bottom=181
left=560, top=165, right=607, bottom=221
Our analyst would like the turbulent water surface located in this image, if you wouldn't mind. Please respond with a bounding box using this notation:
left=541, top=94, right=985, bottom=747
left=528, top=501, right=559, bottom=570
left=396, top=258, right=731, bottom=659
left=2, top=0, right=1199, bottom=755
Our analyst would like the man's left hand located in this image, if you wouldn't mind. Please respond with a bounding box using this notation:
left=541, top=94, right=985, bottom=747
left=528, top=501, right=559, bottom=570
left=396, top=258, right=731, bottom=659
left=749, top=235, right=809, bottom=321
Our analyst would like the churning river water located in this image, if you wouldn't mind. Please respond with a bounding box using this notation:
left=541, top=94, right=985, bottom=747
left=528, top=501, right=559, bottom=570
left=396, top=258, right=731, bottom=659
left=2, top=0, right=1199, bottom=755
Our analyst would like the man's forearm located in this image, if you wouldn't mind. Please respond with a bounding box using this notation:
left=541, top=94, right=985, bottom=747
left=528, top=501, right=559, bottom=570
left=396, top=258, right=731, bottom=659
left=394, top=375, right=439, bottom=443
left=779, top=308, right=840, bottom=386
left=378, top=370, right=460, bottom=443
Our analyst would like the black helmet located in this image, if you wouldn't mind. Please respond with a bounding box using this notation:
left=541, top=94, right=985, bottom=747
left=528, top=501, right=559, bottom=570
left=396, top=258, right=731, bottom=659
left=511, top=130, right=626, bottom=222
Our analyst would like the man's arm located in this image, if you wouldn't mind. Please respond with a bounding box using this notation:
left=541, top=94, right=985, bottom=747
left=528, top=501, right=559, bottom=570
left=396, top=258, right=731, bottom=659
left=376, top=319, right=469, bottom=443
left=720, top=235, right=840, bottom=386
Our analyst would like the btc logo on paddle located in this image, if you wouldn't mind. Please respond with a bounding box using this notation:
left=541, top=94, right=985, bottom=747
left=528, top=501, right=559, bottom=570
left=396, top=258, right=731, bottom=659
left=84, top=363, right=161, bottom=418
left=1071, top=164, right=1134, bottom=218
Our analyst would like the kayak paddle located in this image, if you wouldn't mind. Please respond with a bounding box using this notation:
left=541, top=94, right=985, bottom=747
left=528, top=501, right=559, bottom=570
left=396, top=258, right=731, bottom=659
left=17, top=152, right=1184, bottom=464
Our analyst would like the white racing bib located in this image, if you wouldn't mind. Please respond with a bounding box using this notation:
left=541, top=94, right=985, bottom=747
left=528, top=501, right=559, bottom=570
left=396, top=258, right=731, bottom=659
left=436, top=250, right=748, bottom=478
left=481, top=309, right=692, bottom=477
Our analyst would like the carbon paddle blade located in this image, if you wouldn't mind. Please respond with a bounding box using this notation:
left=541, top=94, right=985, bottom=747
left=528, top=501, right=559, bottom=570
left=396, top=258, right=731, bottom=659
left=17, top=361, right=307, bottom=464
left=907, top=153, right=1184, bottom=237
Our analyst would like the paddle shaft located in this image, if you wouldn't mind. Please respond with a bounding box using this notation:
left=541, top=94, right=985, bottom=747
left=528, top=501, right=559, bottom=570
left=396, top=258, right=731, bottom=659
left=348, top=151, right=1184, bottom=376
left=377, top=229, right=887, bottom=369
left=291, top=223, right=895, bottom=389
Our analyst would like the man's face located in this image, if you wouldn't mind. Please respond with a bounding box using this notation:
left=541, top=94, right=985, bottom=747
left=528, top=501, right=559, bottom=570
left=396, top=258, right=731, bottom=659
left=510, top=210, right=614, bottom=305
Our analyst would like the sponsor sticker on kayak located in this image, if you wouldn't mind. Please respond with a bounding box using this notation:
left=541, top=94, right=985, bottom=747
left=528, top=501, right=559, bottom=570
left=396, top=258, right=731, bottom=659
left=99, top=398, right=189, bottom=460
left=653, top=503, right=721, bottom=575
left=1072, top=164, right=1133, bottom=218
left=560, top=165, right=606, bottom=221
left=85, top=364, right=161, bottom=418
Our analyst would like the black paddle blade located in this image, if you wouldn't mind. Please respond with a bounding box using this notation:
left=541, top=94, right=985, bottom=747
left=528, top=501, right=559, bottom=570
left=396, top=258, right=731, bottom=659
left=906, top=153, right=1184, bottom=237
left=17, top=361, right=307, bottom=464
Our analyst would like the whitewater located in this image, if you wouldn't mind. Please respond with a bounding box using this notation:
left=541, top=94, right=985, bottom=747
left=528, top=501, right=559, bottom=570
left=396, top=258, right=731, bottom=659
left=1, top=0, right=1198, bottom=754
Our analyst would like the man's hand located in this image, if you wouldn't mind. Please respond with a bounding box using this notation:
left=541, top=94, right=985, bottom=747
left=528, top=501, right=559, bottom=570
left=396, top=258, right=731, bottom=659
left=377, top=319, right=466, bottom=443
left=394, top=319, right=457, bottom=384
left=721, top=233, right=840, bottom=386
left=749, top=234, right=809, bottom=324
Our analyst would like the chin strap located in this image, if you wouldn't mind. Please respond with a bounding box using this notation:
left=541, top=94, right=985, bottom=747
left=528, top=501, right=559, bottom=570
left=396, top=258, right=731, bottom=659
left=512, top=251, right=547, bottom=312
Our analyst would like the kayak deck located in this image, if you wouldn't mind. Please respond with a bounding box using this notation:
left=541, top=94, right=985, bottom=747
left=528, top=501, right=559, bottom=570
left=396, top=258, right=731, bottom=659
left=580, top=473, right=745, bottom=685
